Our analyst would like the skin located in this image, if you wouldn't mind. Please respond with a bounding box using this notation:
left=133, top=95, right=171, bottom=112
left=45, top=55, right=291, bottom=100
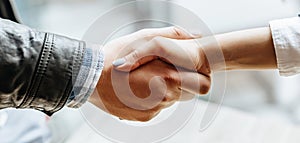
left=214, top=27, right=277, bottom=71
left=88, top=27, right=211, bottom=122
left=114, top=27, right=277, bottom=74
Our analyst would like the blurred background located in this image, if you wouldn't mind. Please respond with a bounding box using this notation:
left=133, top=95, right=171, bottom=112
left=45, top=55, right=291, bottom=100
left=1, top=0, right=300, bottom=142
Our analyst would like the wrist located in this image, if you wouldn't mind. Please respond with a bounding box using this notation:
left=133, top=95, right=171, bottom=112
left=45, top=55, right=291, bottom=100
left=196, top=36, right=226, bottom=73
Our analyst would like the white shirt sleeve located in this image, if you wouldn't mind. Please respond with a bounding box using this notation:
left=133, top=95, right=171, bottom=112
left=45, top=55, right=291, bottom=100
left=270, top=17, right=300, bottom=76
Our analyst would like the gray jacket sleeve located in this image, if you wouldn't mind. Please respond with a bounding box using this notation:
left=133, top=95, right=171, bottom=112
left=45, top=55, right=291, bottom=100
left=0, top=18, right=85, bottom=115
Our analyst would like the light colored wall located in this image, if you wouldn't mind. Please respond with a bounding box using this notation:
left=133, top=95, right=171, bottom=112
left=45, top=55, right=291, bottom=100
left=172, top=0, right=299, bottom=33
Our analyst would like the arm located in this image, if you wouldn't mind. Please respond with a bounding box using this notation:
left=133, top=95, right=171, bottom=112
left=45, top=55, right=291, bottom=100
left=203, top=17, right=300, bottom=74
left=204, top=27, right=277, bottom=71
left=0, top=18, right=85, bottom=115
left=113, top=27, right=277, bottom=73
left=0, top=18, right=206, bottom=121
left=114, top=17, right=300, bottom=77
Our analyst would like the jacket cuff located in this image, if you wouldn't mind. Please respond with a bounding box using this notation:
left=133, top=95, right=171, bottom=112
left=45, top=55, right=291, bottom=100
left=18, top=33, right=85, bottom=116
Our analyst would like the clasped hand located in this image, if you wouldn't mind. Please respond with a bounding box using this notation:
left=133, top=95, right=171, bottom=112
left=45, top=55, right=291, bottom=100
left=88, top=27, right=211, bottom=122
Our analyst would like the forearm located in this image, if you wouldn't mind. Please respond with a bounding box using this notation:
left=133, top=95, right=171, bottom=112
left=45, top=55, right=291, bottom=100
left=202, top=27, right=277, bottom=71
left=0, top=18, right=86, bottom=115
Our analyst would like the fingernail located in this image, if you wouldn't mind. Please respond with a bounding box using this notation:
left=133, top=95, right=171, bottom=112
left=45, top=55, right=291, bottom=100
left=112, top=58, right=126, bottom=67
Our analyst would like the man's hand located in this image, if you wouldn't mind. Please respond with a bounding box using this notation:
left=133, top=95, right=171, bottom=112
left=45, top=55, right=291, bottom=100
left=88, top=27, right=211, bottom=122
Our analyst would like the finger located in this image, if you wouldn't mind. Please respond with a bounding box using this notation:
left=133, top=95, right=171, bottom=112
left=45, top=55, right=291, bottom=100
left=114, top=26, right=199, bottom=47
left=135, top=26, right=202, bottom=39
left=112, top=27, right=202, bottom=71
left=114, top=37, right=201, bottom=72
left=179, top=91, right=196, bottom=101
left=179, top=71, right=211, bottom=95
left=113, top=39, right=159, bottom=71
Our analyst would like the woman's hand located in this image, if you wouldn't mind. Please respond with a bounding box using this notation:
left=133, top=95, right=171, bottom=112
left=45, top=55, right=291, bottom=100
left=112, top=36, right=211, bottom=87
left=113, top=27, right=277, bottom=75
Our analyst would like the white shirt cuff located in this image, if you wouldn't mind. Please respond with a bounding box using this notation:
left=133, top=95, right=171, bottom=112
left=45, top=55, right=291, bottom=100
left=270, top=17, right=300, bottom=76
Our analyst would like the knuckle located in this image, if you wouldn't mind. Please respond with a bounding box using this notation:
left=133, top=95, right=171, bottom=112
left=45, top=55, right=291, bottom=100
left=151, top=37, right=171, bottom=58
left=162, top=93, right=176, bottom=102
left=163, top=74, right=174, bottom=82
left=131, top=50, right=140, bottom=60
left=152, top=36, right=165, bottom=45
left=172, top=27, right=183, bottom=37
left=162, top=93, right=171, bottom=102
left=137, top=111, right=158, bottom=122
left=163, top=70, right=180, bottom=84
left=200, top=77, right=211, bottom=94
left=137, top=117, right=150, bottom=122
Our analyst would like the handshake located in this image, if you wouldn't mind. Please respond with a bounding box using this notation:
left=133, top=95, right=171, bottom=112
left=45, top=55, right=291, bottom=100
left=88, top=26, right=276, bottom=122
left=88, top=27, right=213, bottom=122
left=0, top=17, right=281, bottom=122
